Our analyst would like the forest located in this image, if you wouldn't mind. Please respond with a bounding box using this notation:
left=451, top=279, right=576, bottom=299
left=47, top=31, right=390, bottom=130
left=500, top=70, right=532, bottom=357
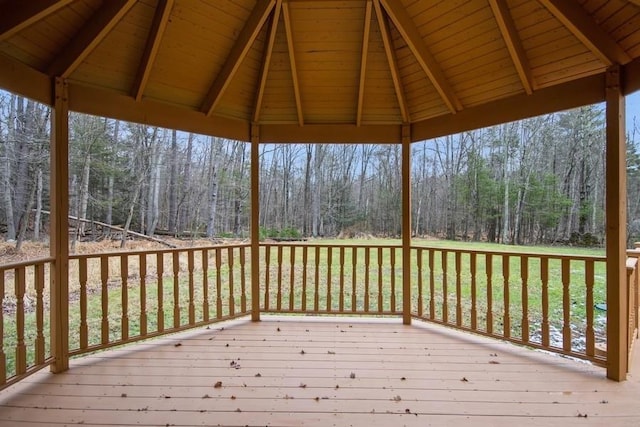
left=1, top=90, right=640, bottom=250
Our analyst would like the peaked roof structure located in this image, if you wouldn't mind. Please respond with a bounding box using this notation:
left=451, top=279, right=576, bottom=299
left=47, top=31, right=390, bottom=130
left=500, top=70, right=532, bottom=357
left=0, top=0, right=639, bottom=142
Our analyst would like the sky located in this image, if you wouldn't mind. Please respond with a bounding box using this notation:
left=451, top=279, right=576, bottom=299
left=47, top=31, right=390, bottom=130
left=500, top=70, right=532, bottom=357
left=628, top=91, right=640, bottom=133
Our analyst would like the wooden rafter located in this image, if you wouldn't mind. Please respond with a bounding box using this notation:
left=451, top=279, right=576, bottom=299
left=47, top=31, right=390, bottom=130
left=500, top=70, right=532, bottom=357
left=628, top=0, right=640, bottom=6
left=356, top=1, right=373, bottom=127
left=489, top=0, right=533, bottom=95
left=373, top=0, right=408, bottom=123
left=538, top=0, right=631, bottom=65
left=0, top=0, right=74, bottom=42
left=47, top=0, right=136, bottom=78
left=132, top=0, right=174, bottom=102
left=282, top=0, right=304, bottom=127
left=379, top=0, right=461, bottom=113
left=253, top=0, right=283, bottom=123
left=201, top=0, right=276, bottom=116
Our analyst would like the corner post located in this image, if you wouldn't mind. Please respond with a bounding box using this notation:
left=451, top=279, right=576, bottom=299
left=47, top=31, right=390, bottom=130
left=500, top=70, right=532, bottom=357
left=250, top=123, right=261, bottom=321
left=401, top=124, right=412, bottom=325
left=605, top=65, right=628, bottom=381
left=50, top=77, right=70, bottom=372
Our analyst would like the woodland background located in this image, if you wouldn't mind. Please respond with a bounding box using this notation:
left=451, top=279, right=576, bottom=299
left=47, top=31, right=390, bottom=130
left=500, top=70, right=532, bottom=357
left=1, top=91, right=640, bottom=251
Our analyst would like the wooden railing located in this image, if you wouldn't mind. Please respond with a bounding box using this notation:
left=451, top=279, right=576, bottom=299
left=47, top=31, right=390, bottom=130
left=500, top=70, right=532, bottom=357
left=411, top=246, right=608, bottom=365
left=67, top=244, right=250, bottom=356
left=260, top=243, right=403, bottom=315
left=0, top=257, right=54, bottom=388
left=2, top=241, right=629, bottom=389
left=626, top=249, right=640, bottom=365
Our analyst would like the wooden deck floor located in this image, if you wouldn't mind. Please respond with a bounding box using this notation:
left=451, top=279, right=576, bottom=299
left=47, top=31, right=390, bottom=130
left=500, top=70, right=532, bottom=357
left=2, top=316, right=640, bottom=426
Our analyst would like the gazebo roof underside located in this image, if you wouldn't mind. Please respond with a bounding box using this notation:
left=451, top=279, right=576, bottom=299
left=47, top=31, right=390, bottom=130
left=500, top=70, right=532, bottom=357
left=1, top=0, right=640, bottom=143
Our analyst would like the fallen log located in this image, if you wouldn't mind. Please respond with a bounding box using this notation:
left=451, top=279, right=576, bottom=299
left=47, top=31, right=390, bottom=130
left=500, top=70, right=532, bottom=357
left=38, top=210, right=176, bottom=248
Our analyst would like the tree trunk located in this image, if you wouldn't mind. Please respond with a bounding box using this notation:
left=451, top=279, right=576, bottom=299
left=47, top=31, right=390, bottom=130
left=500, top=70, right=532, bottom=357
left=34, top=169, right=42, bottom=240
left=168, top=129, right=178, bottom=234
left=206, top=136, right=219, bottom=238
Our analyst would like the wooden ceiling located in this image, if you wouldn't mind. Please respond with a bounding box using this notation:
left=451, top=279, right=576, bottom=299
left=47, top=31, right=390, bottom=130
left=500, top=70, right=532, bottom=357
left=0, top=0, right=639, bottom=143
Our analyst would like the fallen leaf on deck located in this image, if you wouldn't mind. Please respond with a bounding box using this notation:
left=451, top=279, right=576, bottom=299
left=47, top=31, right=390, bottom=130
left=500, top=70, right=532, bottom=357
left=461, top=377, right=469, bottom=382
left=327, top=351, right=335, bottom=354
left=277, top=327, right=281, bottom=332
left=174, top=343, right=182, bottom=347
left=299, top=383, right=307, bottom=388
left=488, top=360, right=500, bottom=364
left=393, top=395, right=402, bottom=402
left=202, top=394, right=211, bottom=399
left=314, top=397, right=320, bottom=401
left=235, top=408, right=241, bottom=412
left=120, top=393, right=127, bottom=398
left=577, top=412, right=588, bottom=418
left=350, top=372, right=356, bottom=379
left=255, top=373, right=262, bottom=377
left=300, top=349, right=306, bottom=355
left=230, top=395, right=236, bottom=400
left=400, top=377, right=406, bottom=381
left=214, top=381, right=223, bottom=388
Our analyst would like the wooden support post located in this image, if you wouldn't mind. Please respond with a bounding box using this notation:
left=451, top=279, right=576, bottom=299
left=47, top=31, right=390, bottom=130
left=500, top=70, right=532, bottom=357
left=605, top=65, right=628, bottom=381
left=251, top=124, right=261, bottom=321
left=50, top=77, right=70, bottom=373
left=402, top=124, right=412, bottom=325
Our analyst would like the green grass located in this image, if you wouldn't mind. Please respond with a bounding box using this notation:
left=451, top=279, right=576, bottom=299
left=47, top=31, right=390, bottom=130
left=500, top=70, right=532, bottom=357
left=2, top=239, right=609, bottom=381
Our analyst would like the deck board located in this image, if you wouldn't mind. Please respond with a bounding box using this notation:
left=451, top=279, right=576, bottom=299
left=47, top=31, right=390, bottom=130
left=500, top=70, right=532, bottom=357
left=1, top=316, right=640, bottom=426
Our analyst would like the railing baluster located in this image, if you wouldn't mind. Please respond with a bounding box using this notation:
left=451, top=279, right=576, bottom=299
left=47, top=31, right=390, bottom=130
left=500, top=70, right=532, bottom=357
left=277, top=246, right=283, bottom=311
left=364, top=247, right=370, bottom=312
left=314, top=246, right=320, bottom=311
left=302, top=246, right=308, bottom=311
left=240, top=247, right=247, bottom=313
left=377, top=247, right=383, bottom=313
left=120, top=255, right=129, bottom=341
left=215, top=248, right=222, bottom=319
left=521, top=256, right=529, bottom=343
left=188, top=250, right=196, bottom=323
left=470, top=252, right=477, bottom=330
left=486, top=253, right=493, bottom=334
left=139, top=254, right=148, bottom=336
left=228, top=248, right=235, bottom=316
left=34, top=263, right=45, bottom=364
left=351, top=247, right=357, bottom=312
left=442, top=250, right=448, bottom=323
left=417, top=249, right=423, bottom=317
left=562, top=258, right=571, bottom=351
left=79, top=258, right=88, bottom=349
left=585, top=259, right=595, bottom=357
left=541, top=257, right=549, bottom=347
left=339, top=247, right=345, bottom=312
left=390, top=247, right=396, bottom=313
left=172, top=252, right=180, bottom=328
left=289, top=246, right=295, bottom=311
left=264, top=245, right=271, bottom=311
left=157, top=252, right=164, bottom=332
left=100, top=255, right=109, bottom=345
left=455, top=251, right=462, bottom=326
left=15, top=266, right=26, bottom=375
left=503, top=254, right=510, bottom=338
left=327, top=246, right=333, bottom=312
left=0, top=272, right=5, bottom=384
left=202, top=249, right=210, bottom=321
left=429, top=249, right=435, bottom=319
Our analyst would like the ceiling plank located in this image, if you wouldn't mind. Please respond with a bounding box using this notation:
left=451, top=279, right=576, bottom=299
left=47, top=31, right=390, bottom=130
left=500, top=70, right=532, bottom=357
left=628, top=0, right=640, bottom=6
left=356, top=1, right=373, bottom=127
left=373, top=0, right=408, bottom=123
left=0, top=0, right=74, bottom=42
left=132, top=0, right=174, bottom=102
left=201, top=0, right=276, bottom=116
left=379, top=0, right=462, bottom=113
left=282, top=0, right=304, bottom=126
left=253, top=0, right=283, bottom=123
left=489, top=0, right=533, bottom=95
left=538, top=0, right=631, bottom=65
left=47, top=0, right=136, bottom=78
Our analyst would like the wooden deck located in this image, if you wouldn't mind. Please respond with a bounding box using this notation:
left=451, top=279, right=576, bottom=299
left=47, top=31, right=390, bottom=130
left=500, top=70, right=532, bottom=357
left=1, top=316, right=640, bottom=426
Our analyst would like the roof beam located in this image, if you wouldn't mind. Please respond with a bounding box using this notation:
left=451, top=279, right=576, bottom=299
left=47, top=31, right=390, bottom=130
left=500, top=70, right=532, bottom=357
left=253, top=0, right=282, bottom=123
left=373, top=0, right=408, bottom=123
left=282, top=0, right=304, bottom=126
left=379, top=0, right=461, bottom=113
left=489, top=0, right=533, bottom=95
left=356, top=1, right=373, bottom=127
left=47, top=0, right=136, bottom=78
left=0, top=0, right=74, bottom=42
left=132, top=0, right=174, bottom=102
left=538, top=0, right=631, bottom=65
left=201, top=0, right=276, bottom=116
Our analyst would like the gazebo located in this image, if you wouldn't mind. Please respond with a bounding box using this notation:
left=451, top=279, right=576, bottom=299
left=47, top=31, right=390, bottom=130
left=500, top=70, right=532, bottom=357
left=2, top=0, right=640, bottom=424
